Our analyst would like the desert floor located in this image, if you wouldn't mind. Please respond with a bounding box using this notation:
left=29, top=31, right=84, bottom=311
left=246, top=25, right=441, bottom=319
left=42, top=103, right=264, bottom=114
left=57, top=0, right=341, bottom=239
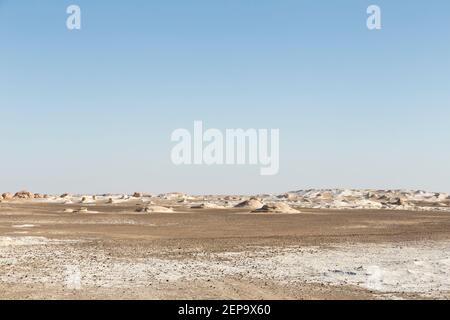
left=1, top=200, right=450, bottom=299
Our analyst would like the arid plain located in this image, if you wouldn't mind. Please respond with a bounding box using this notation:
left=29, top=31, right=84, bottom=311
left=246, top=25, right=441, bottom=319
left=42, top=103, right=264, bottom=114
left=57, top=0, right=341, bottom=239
left=1, top=190, right=450, bottom=299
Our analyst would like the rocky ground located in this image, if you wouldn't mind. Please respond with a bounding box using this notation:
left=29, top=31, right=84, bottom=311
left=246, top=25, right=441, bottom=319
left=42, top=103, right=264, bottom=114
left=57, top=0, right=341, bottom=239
left=1, top=190, right=450, bottom=299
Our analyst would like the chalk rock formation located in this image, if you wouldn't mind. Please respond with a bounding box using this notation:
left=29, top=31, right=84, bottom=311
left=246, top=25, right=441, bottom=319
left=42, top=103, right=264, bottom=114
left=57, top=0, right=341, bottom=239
left=191, top=203, right=225, bottom=209
left=234, top=198, right=264, bottom=210
left=1, top=193, right=13, bottom=200
left=14, top=191, right=34, bottom=199
left=159, top=192, right=186, bottom=200
left=81, top=196, right=94, bottom=203
left=73, top=207, right=98, bottom=214
left=252, top=202, right=300, bottom=214
left=135, top=205, right=173, bottom=213
left=277, top=193, right=299, bottom=200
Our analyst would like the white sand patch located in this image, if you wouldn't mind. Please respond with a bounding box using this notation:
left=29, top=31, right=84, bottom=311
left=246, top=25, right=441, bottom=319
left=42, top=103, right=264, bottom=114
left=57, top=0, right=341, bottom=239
left=0, top=236, right=80, bottom=247
left=207, top=241, right=450, bottom=297
left=0, top=236, right=55, bottom=246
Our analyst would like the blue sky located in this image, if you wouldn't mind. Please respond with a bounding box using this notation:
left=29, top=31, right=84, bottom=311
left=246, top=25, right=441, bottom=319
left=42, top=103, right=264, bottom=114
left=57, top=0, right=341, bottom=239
left=1, top=0, right=449, bottom=194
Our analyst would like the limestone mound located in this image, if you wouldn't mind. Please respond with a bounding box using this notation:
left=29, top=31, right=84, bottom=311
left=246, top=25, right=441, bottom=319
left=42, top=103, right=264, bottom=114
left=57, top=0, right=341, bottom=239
left=80, top=196, right=96, bottom=204
left=1, top=193, right=13, bottom=200
left=190, top=203, right=225, bottom=209
left=159, top=192, right=186, bottom=200
left=234, top=198, right=264, bottom=209
left=135, top=206, right=173, bottom=213
left=277, top=193, right=298, bottom=200
left=73, top=207, right=98, bottom=214
left=252, top=202, right=301, bottom=214
left=224, top=196, right=241, bottom=201
left=14, top=190, right=34, bottom=199
left=384, top=197, right=404, bottom=206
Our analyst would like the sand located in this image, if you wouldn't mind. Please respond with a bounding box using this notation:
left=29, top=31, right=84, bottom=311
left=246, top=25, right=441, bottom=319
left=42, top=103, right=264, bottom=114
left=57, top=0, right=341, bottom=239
left=1, top=193, right=450, bottom=299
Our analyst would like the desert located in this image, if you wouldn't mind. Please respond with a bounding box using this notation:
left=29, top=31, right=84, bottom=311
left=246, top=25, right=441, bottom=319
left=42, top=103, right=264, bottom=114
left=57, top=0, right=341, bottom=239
left=1, top=189, right=450, bottom=299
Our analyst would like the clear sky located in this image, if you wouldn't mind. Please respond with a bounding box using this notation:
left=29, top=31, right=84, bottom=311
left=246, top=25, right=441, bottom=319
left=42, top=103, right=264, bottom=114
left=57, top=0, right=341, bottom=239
left=1, top=0, right=449, bottom=195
